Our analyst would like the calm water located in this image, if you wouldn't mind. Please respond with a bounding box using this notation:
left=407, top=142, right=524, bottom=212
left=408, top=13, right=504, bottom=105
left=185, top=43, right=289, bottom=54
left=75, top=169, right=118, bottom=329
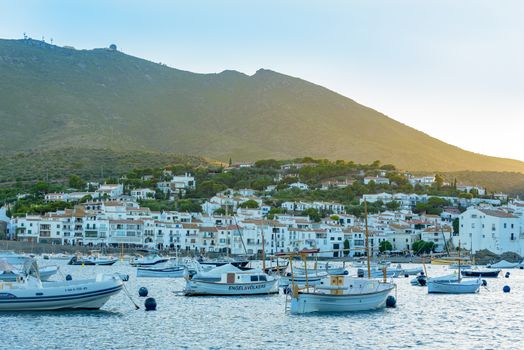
left=1, top=261, right=523, bottom=350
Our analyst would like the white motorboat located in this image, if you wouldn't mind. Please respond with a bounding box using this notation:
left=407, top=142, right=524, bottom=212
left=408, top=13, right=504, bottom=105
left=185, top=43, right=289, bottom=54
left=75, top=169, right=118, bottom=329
left=0, top=260, right=123, bottom=311
left=46, top=253, right=73, bottom=261
left=358, top=268, right=397, bottom=278
left=294, top=262, right=347, bottom=276
left=289, top=275, right=395, bottom=314
left=487, top=260, right=519, bottom=269
left=184, top=264, right=278, bottom=296
left=411, top=273, right=458, bottom=286
left=427, top=278, right=482, bottom=294
left=130, top=251, right=168, bottom=267
left=0, top=251, right=29, bottom=265
left=401, top=267, right=423, bottom=276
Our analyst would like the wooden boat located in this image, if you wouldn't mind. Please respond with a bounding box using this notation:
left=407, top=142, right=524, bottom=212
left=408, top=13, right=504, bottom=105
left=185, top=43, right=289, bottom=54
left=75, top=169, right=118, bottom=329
left=290, top=275, right=395, bottom=314
left=431, top=257, right=472, bottom=265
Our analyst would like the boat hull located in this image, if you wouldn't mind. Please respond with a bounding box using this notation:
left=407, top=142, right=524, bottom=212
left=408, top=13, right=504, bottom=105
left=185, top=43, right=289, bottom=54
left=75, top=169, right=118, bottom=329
left=427, top=280, right=481, bottom=294
left=461, top=269, right=500, bottom=278
left=137, top=266, right=186, bottom=278
left=0, top=266, right=59, bottom=282
left=290, top=286, right=394, bottom=314
left=185, top=279, right=278, bottom=296
left=0, top=276, right=123, bottom=311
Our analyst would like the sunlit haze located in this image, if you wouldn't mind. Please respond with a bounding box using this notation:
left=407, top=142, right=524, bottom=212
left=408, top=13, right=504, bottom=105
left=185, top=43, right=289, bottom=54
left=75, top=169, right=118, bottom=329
left=1, top=0, right=522, bottom=161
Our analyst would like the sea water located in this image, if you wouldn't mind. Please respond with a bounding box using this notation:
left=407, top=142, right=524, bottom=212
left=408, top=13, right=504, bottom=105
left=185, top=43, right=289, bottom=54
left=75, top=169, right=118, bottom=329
left=1, top=261, right=522, bottom=350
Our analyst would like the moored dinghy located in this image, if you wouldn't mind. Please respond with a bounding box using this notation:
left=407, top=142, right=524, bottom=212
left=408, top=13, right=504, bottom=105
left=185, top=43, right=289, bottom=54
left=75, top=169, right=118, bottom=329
left=0, top=260, right=59, bottom=282
left=427, top=241, right=481, bottom=294
left=0, top=259, right=123, bottom=311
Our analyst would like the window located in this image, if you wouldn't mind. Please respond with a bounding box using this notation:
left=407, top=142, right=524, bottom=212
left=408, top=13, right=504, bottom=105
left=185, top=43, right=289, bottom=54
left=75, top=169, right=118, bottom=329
left=504, top=223, right=507, bottom=229
left=250, top=275, right=259, bottom=282
left=511, top=233, right=515, bottom=241
left=259, top=275, right=267, bottom=281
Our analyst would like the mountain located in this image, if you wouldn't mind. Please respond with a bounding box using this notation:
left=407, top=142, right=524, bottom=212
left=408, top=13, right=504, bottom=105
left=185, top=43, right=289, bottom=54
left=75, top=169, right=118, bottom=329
left=1, top=38, right=524, bottom=174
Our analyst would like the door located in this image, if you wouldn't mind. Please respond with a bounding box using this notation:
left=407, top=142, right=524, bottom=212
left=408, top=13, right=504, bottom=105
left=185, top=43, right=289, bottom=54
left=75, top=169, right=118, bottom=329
left=227, top=273, right=235, bottom=283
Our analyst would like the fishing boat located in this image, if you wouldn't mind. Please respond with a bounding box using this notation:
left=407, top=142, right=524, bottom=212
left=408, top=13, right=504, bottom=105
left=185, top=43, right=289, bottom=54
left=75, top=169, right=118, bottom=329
left=184, top=264, right=278, bottom=296
left=461, top=268, right=500, bottom=278
left=285, top=201, right=396, bottom=314
left=487, top=260, right=519, bottom=269
left=289, top=275, right=395, bottom=314
left=427, top=242, right=481, bottom=294
left=0, top=259, right=123, bottom=311
left=263, top=261, right=289, bottom=275
left=130, top=250, right=169, bottom=267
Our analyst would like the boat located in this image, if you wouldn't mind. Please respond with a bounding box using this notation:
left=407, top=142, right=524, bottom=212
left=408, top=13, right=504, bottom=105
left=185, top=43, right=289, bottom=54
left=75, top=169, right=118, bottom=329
left=137, top=258, right=187, bottom=278
left=47, top=253, right=73, bottom=261
left=0, top=263, right=59, bottom=282
left=427, top=242, right=481, bottom=294
left=68, top=256, right=96, bottom=266
left=401, top=266, right=423, bottom=276
left=0, top=251, right=29, bottom=265
left=487, top=260, right=519, bottom=269
left=431, top=257, right=472, bottom=266
left=263, top=261, right=289, bottom=275
left=0, top=259, right=123, bottom=311
left=137, top=265, right=186, bottom=278
left=184, top=264, right=278, bottom=296
left=130, top=250, right=169, bottom=267
left=461, top=268, right=500, bottom=278
left=195, top=256, right=249, bottom=268
left=289, top=275, right=395, bottom=314
left=427, top=278, right=482, bottom=294
left=357, top=268, right=397, bottom=278
left=294, top=262, right=347, bottom=276
left=279, top=271, right=328, bottom=288
left=286, top=201, right=396, bottom=314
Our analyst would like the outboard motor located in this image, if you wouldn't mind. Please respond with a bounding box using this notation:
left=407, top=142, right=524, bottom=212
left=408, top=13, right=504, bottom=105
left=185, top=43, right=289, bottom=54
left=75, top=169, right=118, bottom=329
left=416, top=275, right=427, bottom=286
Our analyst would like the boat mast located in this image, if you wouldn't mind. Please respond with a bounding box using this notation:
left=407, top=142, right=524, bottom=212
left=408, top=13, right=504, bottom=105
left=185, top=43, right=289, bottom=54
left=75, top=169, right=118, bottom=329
left=364, top=200, right=371, bottom=278
left=458, top=240, right=461, bottom=283
left=261, top=224, right=266, bottom=271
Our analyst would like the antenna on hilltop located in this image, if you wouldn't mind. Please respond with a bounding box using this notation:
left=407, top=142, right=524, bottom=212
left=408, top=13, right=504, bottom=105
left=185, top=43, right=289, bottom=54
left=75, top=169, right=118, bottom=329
left=23, top=32, right=27, bottom=40
left=50, top=38, right=53, bottom=45
left=42, top=36, right=45, bottom=42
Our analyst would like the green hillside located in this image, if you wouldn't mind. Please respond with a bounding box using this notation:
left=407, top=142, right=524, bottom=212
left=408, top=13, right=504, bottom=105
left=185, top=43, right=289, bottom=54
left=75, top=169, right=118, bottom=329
left=1, top=38, right=524, bottom=174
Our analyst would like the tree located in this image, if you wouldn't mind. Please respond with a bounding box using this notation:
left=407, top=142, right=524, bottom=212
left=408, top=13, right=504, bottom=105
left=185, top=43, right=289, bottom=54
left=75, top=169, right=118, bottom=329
left=301, top=208, right=321, bottom=222
left=412, top=240, right=436, bottom=254
left=214, top=208, right=226, bottom=215
left=343, top=239, right=350, bottom=256
left=177, top=199, right=202, bottom=213
left=68, top=175, right=86, bottom=190
left=239, top=200, right=259, bottom=209
left=379, top=240, right=393, bottom=253
left=385, top=201, right=400, bottom=211
left=434, top=174, right=444, bottom=190
left=452, top=218, right=460, bottom=234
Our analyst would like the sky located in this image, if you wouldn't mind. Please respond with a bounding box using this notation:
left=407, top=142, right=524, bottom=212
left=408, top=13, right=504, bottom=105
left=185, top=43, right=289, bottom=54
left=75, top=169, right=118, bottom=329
left=1, top=0, right=523, bottom=161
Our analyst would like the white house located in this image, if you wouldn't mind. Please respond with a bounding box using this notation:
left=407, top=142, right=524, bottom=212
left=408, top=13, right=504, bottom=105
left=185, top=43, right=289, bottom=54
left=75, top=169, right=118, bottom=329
left=363, top=176, right=390, bottom=185
left=130, top=188, right=156, bottom=200
left=97, top=184, right=124, bottom=198
left=458, top=207, right=522, bottom=255
left=408, top=176, right=435, bottom=187
left=289, top=182, right=309, bottom=191
left=457, top=185, right=486, bottom=196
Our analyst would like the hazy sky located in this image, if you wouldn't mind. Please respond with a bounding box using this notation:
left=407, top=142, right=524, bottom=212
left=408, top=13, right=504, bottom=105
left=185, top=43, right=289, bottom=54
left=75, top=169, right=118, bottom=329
left=1, top=0, right=523, bottom=161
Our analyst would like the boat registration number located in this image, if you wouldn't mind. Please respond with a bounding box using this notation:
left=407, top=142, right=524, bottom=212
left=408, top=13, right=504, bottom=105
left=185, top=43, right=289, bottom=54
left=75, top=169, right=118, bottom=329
left=229, top=284, right=266, bottom=291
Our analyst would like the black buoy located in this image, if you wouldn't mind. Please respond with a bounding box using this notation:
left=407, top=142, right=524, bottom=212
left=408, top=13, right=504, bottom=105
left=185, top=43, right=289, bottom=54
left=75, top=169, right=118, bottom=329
left=386, top=296, right=397, bottom=308
left=503, top=285, right=511, bottom=293
left=343, top=270, right=349, bottom=275
left=138, top=287, right=148, bottom=297
left=404, top=274, right=409, bottom=278
left=520, top=266, right=523, bottom=270
left=505, top=272, right=510, bottom=278
left=144, top=297, right=157, bottom=311
left=65, top=274, right=72, bottom=281
left=482, top=279, right=487, bottom=287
